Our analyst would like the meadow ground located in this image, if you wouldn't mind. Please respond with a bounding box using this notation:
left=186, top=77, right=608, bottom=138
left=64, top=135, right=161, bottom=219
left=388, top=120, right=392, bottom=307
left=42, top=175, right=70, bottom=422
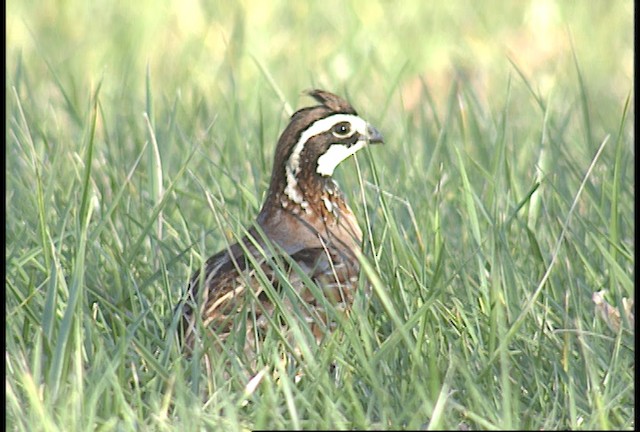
left=6, top=1, right=634, bottom=430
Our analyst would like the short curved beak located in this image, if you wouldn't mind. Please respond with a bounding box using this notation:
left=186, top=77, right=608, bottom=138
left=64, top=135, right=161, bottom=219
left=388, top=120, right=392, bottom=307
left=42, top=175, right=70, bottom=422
left=366, top=124, right=384, bottom=144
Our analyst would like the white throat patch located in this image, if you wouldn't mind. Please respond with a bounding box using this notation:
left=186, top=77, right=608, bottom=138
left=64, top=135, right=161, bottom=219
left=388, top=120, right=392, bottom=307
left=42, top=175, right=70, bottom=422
left=316, top=141, right=366, bottom=176
left=284, top=114, right=368, bottom=205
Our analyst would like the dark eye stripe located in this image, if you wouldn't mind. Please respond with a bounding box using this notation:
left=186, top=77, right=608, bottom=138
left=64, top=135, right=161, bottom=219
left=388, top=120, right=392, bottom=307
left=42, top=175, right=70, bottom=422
left=343, top=134, right=360, bottom=146
left=287, top=113, right=365, bottom=173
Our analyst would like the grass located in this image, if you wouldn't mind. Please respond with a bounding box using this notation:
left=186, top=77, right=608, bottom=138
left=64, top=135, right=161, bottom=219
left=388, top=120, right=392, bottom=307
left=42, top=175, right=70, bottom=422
left=6, top=1, right=634, bottom=430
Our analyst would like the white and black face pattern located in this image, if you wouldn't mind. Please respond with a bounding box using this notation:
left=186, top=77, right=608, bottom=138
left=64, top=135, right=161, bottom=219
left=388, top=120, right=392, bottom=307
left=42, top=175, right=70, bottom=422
left=287, top=113, right=383, bottom=178
left=281, top=113, right=383, bottom=208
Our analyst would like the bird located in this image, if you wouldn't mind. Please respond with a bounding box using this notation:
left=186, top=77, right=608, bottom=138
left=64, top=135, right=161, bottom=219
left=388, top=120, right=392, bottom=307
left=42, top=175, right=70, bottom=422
left=180, top=89, right=383, bottom=356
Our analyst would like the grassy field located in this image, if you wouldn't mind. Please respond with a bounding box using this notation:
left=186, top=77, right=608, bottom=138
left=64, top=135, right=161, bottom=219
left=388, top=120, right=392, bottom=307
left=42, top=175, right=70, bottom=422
left=6, top=0, right=634, bottom=430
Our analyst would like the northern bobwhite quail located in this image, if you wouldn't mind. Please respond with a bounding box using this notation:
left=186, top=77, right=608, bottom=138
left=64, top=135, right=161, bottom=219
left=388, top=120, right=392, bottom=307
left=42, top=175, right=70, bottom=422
left=181, top=89, right=383, bottom=355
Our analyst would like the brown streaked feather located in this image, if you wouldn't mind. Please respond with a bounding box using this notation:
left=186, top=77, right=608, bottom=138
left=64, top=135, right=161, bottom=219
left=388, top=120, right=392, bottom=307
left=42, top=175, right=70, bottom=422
left=181, top=230, right=360, bottom=354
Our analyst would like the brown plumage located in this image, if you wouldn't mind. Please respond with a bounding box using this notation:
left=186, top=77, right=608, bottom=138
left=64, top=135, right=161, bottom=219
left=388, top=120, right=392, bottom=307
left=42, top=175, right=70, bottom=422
left=181, top=89, right=383, bottom=355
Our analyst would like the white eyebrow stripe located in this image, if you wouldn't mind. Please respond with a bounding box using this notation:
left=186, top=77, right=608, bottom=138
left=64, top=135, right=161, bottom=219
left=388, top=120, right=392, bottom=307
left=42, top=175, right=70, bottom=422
left=287, top=114, right=367, bottom=176
left=284, top=113, right=367, bottom=207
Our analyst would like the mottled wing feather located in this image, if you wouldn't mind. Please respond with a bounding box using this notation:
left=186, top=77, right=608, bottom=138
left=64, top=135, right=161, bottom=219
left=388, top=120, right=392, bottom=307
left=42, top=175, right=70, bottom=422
left=182, top=233, right=271, bottom=350
left=181, top=238, right=359, bottom=352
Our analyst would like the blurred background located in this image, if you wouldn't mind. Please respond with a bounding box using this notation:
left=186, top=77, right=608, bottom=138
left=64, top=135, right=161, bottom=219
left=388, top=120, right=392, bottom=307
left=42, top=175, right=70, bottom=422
left=7, top=0, right=633, bottom=123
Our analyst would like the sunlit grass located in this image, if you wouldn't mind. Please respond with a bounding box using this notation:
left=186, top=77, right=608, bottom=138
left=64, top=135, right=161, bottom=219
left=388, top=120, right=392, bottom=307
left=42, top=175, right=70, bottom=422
left=6, top=1, right=634, bottom=430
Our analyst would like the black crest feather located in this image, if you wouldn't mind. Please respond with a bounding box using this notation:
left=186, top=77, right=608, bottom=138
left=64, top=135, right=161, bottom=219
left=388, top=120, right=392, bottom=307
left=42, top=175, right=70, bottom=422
left=306, top=89, right=357, bottom=115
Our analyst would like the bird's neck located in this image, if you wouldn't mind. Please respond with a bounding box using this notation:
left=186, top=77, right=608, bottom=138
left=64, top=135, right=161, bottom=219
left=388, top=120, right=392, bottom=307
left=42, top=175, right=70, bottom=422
left=263, top=172, right=344, bottom=219
left=257, top=175, right=362, bottom=253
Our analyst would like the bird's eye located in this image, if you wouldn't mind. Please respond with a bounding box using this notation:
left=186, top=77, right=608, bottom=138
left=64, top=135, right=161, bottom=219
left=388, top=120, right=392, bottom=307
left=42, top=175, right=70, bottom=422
left=332, top=122, right=352, bottom=138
